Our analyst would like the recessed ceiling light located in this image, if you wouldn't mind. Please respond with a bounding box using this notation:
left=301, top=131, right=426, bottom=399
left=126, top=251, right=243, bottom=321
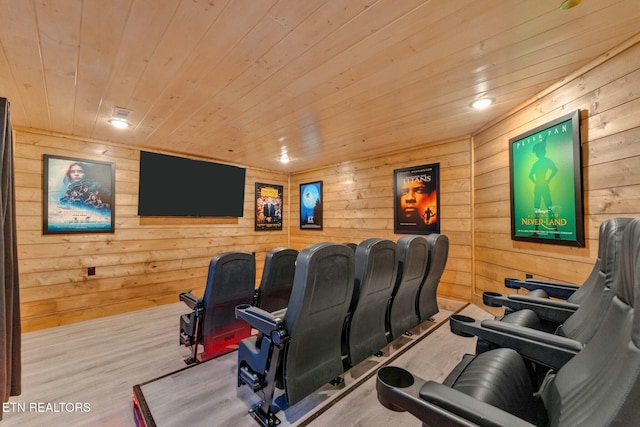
left=108, top=118, right=131, bottom=129
left=471, top=98, right=494, bottom=110
left=279, top=153, right=290, bottom=163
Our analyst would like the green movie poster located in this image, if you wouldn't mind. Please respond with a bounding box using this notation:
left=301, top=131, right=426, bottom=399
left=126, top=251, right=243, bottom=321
left=510, top=111, right=584, bottom=246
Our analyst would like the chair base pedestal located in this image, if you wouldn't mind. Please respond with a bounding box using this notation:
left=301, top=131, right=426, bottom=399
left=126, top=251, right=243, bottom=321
left=248, top=405, right=281, bottom=427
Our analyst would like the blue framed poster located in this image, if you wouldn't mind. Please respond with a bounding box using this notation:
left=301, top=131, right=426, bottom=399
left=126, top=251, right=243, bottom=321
left=300, top=181, right=322, bottom=230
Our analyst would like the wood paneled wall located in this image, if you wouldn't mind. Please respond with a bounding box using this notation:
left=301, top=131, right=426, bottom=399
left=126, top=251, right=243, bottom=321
left=13, top=40, right=640, bottom=332
left=14, top=131, right=289, bottom=331
left=472, top=41, right=640, bottom=306
left=289, top=136, right=474, bottom=302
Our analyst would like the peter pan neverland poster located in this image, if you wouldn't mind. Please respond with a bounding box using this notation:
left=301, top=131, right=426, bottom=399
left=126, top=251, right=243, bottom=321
left=509, top=110, right=584, bottom=247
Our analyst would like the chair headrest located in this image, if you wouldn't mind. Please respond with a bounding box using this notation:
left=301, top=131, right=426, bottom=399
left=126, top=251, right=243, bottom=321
left=284, top=242, right=354, bottom=329
left=600, top=218, right=633, bottom=290
left=396, top=235, right=429, bottom=282
left=616, top=219, right=639, bottom=306
left=265, top=247, right=298, bottom=260
left=617, top=219, right=640, bottom=346
left=203, top=251, right=256, bottom=306
left=600, top=218, right=633, bottom=261
left=355, top=238, right=393, bottom=256
left=425, top=233, right=449, bottom=261
left=354, top=238, right=398, bottom=278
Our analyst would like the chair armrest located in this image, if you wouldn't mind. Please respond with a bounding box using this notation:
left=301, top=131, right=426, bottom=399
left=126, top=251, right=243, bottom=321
left=449, top=315, right=583, bottom=370
left=483, top=292, right=579, bottom=324
left=376, top=366, right=535, bottom=427
left=235, top=304, right=286, bottom=340
left=504, top=277, right=578, bottom=300
left=419, top=381, right=536, bottom=427
left=179, top=290, right=203, bottom=310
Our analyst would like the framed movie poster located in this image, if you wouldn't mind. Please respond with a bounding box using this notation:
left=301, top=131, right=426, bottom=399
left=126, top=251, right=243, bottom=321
left=300, top=181, right=323, bottom=230
left=509, top=110, right=584, bottom=247
left=43, top=155, right=115, bottom=234
left=255, top=182, right=283, bottom=231
left=394, top=163, right=440, bottom=235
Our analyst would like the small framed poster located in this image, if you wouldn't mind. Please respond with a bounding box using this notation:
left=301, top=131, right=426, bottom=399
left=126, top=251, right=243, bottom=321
left=255, top=182, right=283, bottom=231
left=394, top=163, right=440, bottom=235
left=300, top=181, right=323, bottom=230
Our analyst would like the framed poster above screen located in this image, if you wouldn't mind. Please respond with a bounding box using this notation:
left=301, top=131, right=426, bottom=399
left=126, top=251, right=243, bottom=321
left=509, top=110, right=584, bottom=247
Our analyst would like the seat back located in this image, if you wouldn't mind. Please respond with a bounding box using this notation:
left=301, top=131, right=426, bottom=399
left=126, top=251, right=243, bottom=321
left=201, top=252, right=256, bottom=355
left=416, top=233, right=449, bottom=321
left=541, top=217, right=640, bottom=426
left=567, top=218, right=620, bottom=304
left=343, top=242, right=357, bottom=252
left=387, top=235, right=429, bottom=341
left=282, top=243, right=354, bottom=405
left=556, top=217, right=631, bottom=342
left=254, top=248, right=298, bottom=312
left=347, top=238, right=398, bottom=367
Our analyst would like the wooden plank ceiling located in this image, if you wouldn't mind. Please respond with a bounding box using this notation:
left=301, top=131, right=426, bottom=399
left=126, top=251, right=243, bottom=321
left=1, top=0, right=639, bottom=173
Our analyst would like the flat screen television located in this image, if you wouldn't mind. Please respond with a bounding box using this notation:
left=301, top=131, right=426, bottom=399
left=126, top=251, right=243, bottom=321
left=138, top=151, right=246, bottom=217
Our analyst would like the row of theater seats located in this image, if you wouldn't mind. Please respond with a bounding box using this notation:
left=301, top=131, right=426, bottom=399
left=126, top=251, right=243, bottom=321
left=178, top=247, right=298, bottom=364
left=376, top=217, right=640, bottom=426
left=233, top=234, right=449, bottom=426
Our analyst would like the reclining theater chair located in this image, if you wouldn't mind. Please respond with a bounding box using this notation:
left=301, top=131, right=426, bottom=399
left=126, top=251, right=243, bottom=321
left=377, top=217, right=640, bottom=427
left=387, top=235, right=429, bottom=341
left=503, top=218, right=624, bottom=302
left=236, top=243, right=355, bottom=426
left=253, top=247, right=298, bottom=313
left=345, top=238, right=398, bottom=368
left=179, top=251, right=256, bottom=365
left=450, top=217, right=629, bottom=370
left=416, top=233, right=449, bottom=322
left=473, top=217, right=631, bottom=354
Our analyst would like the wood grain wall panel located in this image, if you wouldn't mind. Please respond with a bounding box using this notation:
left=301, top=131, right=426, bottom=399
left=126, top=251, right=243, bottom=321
left=289, top=137, right=473, bottom=302
left=472, top=41, right=640, bottom=307
left=14, top=130, right=289, bottom=331
left=11, top=34, right=640, bottom=332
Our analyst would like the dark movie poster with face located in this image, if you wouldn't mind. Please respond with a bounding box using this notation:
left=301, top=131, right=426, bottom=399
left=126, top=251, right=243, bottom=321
left=394, top=163, right=440, bottom=235
left=43, top=155, right=115, bottom=234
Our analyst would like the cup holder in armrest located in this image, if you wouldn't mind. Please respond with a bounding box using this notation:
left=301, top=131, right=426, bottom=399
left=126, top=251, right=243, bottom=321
left=482, top=291, right=504, bottom=307
left=378, top=366, right=415, bottom=388
left=236, top=303, right=251, bottom=311
left=376, top=366, right=416, bottom=412
left=449, top=314, right=476, bottom=337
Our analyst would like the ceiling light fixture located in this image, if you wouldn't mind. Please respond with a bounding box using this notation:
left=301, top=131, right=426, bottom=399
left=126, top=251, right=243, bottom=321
left=471, top=98, right=494, bottom=110
left=108, top=118, right=131, bottom=129
left=109, top=106, right=133, bottom=129
left=279, top=153, right=290, bottom=163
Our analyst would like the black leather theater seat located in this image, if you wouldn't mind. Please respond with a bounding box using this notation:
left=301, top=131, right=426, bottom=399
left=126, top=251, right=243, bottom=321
left=377, top=217, right=640, bottom=427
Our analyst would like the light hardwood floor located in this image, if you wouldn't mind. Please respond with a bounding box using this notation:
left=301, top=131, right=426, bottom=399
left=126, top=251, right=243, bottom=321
left=2, top=302, right=191, bottom=427
left=2, top=300, right=492, bottom=427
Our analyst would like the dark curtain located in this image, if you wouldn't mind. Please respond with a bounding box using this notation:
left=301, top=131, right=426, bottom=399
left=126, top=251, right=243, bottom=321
left=0, top=97, right=21, bottom=417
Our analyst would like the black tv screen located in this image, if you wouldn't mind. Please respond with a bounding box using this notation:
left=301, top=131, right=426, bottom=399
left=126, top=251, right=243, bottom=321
left=138, top=151, right=246, bottom=217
